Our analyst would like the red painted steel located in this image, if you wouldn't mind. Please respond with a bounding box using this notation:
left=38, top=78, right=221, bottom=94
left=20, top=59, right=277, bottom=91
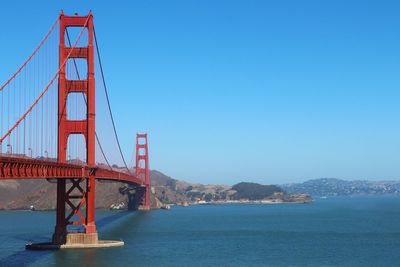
left=136, top=134, right=150, bottom=209
left=0, top=11, right=151, bottom=245
left=0, top=16, right=59, bottom=92
left=54, top=11, right=97, bottom=241
left=0, top=156, right=144, bottom=183
left=0, top=156, right=85, bottom=179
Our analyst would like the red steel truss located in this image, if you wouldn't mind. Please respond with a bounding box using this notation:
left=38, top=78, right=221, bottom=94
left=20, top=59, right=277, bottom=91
left=0, top=156, right=143, bottom=184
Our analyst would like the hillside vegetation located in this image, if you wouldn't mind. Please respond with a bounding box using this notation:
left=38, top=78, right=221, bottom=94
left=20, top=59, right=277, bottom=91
left=231, top=182, right=283, bottom=200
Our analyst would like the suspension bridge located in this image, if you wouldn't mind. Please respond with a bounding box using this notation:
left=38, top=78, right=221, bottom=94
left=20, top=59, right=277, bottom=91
left=0, top=11, right=150, bottom=248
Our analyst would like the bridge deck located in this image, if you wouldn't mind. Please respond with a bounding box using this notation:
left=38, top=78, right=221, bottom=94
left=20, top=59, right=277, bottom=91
left=0, top=156, right=143, bottom=185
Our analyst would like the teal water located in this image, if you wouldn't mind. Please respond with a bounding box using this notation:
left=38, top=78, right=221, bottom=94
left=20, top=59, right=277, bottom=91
left=1, top=196, right=400, bottom=266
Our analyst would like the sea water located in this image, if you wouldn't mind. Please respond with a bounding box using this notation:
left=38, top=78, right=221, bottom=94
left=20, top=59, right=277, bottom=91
left=0, top=196, right=400, bottom=266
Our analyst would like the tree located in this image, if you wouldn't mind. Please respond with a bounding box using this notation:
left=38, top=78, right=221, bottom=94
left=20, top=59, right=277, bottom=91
left=204, top=193, right=213, bottom=202
left=186, top=185, right=193, bottom=192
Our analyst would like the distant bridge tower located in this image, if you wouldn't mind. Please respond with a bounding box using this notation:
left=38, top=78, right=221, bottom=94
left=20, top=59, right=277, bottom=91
left=135, top=133, right=150, bottom=210
left=53, top=11, right=98, bottom=245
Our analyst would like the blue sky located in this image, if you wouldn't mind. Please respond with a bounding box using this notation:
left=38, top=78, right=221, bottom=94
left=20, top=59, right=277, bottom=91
left=1, top=0, right=400, bottom=184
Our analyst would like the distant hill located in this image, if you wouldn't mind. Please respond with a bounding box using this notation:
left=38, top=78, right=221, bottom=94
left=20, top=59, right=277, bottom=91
left=282, top=178, right=400, bottom=197
left=231, top=182, right=282, bottom=200
left=0, top=170, right=171, bottom=210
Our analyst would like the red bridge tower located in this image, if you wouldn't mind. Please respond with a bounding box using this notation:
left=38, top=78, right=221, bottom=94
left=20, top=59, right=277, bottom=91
left=136, top=133, right=150, bottom=210
left=53, top=11, right=98, bottom=245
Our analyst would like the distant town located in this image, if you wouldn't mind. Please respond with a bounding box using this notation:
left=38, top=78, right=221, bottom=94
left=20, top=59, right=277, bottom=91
left=282, top=178, right=400, bottom=197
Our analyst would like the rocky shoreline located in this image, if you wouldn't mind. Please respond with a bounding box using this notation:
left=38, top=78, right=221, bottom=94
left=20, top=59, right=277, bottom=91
left=175, top=193, right=312, bottom=207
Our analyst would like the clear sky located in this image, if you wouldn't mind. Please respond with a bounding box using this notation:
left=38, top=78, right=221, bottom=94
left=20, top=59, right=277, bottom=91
left=1, top=0, right=400, bottom=185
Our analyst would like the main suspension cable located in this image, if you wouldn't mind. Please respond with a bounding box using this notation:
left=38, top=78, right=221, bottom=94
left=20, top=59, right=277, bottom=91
left=0, top=16, right=90, bottom=143
left=0, top=15, right=59, bottom=92
left=93, top=26, right=130, bottom=172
